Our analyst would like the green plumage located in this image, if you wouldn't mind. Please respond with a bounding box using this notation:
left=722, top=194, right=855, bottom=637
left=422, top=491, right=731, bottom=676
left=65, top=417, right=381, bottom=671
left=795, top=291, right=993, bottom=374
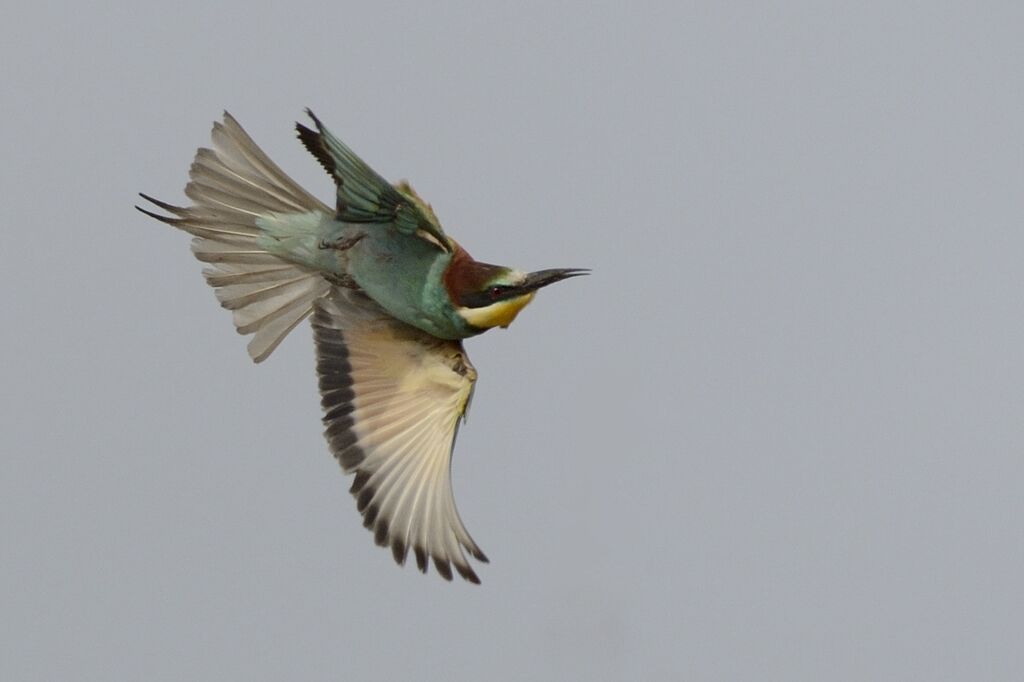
left=259, top=112, right=476, bottom=339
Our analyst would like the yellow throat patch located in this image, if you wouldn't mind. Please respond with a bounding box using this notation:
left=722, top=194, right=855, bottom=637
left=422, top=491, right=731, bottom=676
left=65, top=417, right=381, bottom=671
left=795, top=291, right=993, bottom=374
left=457, top=292, right=537, bottom=329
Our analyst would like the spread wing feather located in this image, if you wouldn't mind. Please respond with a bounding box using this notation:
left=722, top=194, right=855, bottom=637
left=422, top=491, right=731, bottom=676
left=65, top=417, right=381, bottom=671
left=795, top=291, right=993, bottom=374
left=312, top=287, right=487, bottom=583
left=295, top=110, right=450, bottom=251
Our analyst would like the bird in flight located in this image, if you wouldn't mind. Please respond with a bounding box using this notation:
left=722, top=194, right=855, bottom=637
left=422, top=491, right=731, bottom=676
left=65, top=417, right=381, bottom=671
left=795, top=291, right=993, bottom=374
left=137, top=111, right=586, bottom=583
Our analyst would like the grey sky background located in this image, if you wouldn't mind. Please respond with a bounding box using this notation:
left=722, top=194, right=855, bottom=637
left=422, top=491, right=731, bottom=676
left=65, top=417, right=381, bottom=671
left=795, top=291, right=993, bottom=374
left=3, top=2, right=1022, bottom=680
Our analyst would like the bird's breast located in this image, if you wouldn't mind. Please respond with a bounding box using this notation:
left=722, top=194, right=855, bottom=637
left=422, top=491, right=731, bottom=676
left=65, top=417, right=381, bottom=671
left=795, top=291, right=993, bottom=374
left=345, top=232, right=470, bottom=339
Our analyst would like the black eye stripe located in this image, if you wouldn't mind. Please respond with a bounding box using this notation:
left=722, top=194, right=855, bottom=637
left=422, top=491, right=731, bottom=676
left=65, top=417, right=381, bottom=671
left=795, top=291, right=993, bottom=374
left=461, top=285, right=518, bottom=309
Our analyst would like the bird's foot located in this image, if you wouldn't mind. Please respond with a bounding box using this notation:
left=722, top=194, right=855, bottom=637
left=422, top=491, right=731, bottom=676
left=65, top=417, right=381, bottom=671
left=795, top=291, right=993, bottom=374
left=324, top=273, right=361, bottom=290
left=319, top=233, right=366, bottom=251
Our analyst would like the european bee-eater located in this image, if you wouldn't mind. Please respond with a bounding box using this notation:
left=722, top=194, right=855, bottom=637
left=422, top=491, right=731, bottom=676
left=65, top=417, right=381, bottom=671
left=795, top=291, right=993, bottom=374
left=137, top=111, right=585, bottom=583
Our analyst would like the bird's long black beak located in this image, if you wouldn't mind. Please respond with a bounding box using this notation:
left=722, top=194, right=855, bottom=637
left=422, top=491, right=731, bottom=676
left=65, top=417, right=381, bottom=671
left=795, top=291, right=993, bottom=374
left=520, top=268, right=590, bottom=293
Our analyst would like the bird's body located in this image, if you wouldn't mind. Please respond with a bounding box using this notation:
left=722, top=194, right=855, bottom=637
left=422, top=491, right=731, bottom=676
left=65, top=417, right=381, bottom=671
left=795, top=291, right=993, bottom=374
left=138, top=111, right=584, bottom=583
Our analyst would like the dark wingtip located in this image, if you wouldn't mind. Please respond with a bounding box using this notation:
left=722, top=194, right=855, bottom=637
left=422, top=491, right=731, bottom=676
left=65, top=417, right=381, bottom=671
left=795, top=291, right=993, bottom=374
left=304, top=108, right=323, bottom=130
left=296, top=118, right=336, bottom=180
left=433, top=557, right=454, bottom=581
left=373, top=520, right=389, bottom=547
left=349, top=470, right=371, bottom=495
left=455, top=562, right=482, bottom=585
left=295, top=121, right=318, bottom=151
left=391, top=538, right=408, bottom=565
left=356, top=485, right=375, bottom=513
left=414, top=546, right=428, bottom=573
left=362, top=505, right=379, bottom=530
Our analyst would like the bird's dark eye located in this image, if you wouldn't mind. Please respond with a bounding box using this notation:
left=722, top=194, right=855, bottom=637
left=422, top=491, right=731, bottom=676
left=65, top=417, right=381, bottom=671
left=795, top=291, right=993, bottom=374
left=488, top=286, right=505, bottom=300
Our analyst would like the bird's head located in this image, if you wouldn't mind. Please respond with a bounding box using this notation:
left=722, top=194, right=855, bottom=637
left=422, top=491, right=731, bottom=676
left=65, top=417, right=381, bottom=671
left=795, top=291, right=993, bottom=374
left=444, top=246, right=588, bottom=332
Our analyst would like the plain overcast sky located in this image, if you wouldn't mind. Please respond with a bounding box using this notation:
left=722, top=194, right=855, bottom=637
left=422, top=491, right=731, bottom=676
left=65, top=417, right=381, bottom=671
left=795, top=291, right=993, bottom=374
left=3, top=2, right=1022, bottom=680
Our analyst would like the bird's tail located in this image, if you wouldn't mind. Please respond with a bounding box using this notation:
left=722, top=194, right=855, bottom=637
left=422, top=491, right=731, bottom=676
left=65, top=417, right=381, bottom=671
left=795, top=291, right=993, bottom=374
left=138, top=113, right=332, bottom=362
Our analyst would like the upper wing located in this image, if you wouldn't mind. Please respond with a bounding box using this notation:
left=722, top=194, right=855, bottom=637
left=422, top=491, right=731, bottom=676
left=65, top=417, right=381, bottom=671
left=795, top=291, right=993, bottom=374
left=311, top=287, right=488, bottom=583
left=296, top=110, right=451, bottom=252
